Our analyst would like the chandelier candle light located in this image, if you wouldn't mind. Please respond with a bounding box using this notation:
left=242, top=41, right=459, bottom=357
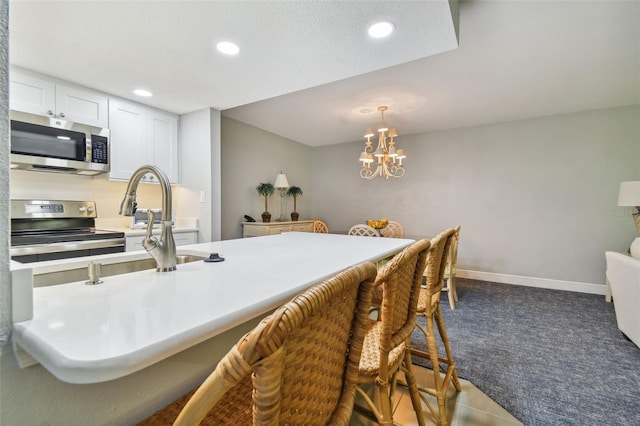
left=274, top=172, right=290, bottom=222
left=359, top=106, right=406, bottom=180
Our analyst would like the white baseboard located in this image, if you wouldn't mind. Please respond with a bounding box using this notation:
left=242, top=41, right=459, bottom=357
left=457, top=269, right=605, bottom=295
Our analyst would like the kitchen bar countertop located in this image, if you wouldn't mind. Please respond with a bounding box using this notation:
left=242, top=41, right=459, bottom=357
left=12, top=232, right=414, bottom=384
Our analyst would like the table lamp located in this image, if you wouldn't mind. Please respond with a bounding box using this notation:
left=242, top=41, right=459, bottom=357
left=617, top=181, right=640, bottom=258
left=274, top=172, right=290, bottom=222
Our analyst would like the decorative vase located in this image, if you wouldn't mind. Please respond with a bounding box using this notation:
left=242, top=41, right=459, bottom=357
left=262, top=212, right=271, bottom=223
left=291, top=212, right=299, bottom=221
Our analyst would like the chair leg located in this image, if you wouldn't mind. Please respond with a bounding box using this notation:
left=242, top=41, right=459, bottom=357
left=434, top=306, right=461, bottom=393
left=377, top=379, right=395, bottom=426
left=424, top=314, right=449, bottom=425
left=446, top=277, right=456, bottom=310
left=402, top=348, right=426, bottom=426
left=450, top=274, right=458, bottom=302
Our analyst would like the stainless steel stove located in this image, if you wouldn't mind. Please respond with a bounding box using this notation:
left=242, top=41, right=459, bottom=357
left=10, top=199, right=125, bottom=263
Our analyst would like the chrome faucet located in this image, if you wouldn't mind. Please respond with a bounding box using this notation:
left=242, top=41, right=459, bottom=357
left=119, top=165, right=177, bottom=272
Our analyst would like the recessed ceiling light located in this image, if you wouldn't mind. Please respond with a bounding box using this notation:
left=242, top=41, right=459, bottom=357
left=216, top=41, right=240, bottom=56
left=133, top=89, right=153, bottom=97
left=368, top=21, right=395, bottom=39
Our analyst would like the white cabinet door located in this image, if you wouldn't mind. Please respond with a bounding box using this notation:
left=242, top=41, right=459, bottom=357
left=9, top=72, right=56, bottom=116
left=108, top=99, right=149, bottom=181
left=55, top=85, right=109, bottom=128
left=150, top=111, right=179, bottom=184
left=108, top=99, right=180, bottom=184
left=10, top=69, right=108, bottom=128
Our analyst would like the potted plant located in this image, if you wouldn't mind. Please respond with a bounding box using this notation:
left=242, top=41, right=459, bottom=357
left=256, top=182, right=275, bottom=222
left=287, top=186, right=303, bottom=221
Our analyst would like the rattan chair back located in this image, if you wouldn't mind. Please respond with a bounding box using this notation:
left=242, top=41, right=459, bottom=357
left=348, top=224, right=380, bottom=237
left=313, top=219, right=329, bottom=233
left=141, top=262, right=378, bottom=426
left=447, top=226, right=460, bottom=274
left=422, top=228, right=454, bottom=311
left=412, top=227, right=461, bottom=425
left=355, top=239, right=430, bottom=425
left=380, top=220, right=405, bottom=238
left=442, top=225, right=461, bottom=310
left=376, top=239, right=429, bottom=374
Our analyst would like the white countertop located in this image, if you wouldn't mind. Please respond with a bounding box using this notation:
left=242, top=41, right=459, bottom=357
left=12, top=232, right=415, bottom=384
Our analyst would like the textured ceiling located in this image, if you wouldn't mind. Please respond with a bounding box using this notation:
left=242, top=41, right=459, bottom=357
left=8, top=1, right=640, bottom=147
left=9, top=0, right=458, bottom=112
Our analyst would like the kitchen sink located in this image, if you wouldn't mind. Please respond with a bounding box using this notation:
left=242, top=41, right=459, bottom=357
left=34, top=254, right=207, bottom=287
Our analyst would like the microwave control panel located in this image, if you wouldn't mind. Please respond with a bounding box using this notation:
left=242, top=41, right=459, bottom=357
left=91, top=135, right=109, bottom=164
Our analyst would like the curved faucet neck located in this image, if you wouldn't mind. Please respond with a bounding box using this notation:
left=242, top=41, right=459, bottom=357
left=120, top=165, right=172, bottom=221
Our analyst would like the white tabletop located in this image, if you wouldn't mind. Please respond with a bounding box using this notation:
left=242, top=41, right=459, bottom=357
left=12, top=232, right=414, bottom=384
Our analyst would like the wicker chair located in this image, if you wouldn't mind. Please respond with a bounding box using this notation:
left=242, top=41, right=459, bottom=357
left=313, top=218, right=329, bottom=233
left=412, top=228, right=461, bottom=426
left=422, top=225, right=461, bottom=310
left=354, top=239, right=431, bottom=426
left=348, top=224, right=380, bottom=237
left=138, top=262, right=378, bottom=426
left=443, top=225, right=461, bottom=310
left=380, top=220, right=405, bottom=238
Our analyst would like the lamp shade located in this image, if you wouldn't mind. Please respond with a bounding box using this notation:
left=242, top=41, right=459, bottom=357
left=274, top=173, right=290, bottom=189
left=617, top=181, right=640, bottom=206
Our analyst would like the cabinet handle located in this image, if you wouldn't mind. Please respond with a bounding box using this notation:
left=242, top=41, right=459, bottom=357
left=59, top=112, right=66, bottom=118
left=47, top=110, right=54, bottom=116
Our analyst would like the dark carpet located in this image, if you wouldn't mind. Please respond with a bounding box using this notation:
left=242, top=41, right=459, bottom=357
left=410, top=278, right=640, bottom=426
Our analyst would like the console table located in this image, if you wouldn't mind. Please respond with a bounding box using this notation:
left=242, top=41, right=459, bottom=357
left=242, top=220, right=314, bottom=237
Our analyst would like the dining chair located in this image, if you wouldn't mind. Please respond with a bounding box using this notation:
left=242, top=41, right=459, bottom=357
left=442, top=225, right=461, bottom=310
left=138, top=261, right=378, bottom=426
left=313, top=218, right=329, bottom=233
left=422, top=225, right=461, bottom=310
left=412, top=228, right=461, bottom=426
left=354, top=239, right=431, bottom=426
left=348, top=224, right=380, bottom=237
left=380, top=220, right=405, bottom=238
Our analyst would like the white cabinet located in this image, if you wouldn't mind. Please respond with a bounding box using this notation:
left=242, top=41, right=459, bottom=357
left=242, top=220, right=314, bottom=238
left=108, top=100, right=149, bottom=181
left=108, top=98, right=179, bottom=184
left=10, top=69, right=109, bottom=128
left=125, top=229, right=198, bottom=252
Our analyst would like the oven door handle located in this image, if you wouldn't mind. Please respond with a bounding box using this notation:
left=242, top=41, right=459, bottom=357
left=10, top=238, right=126, bottom=256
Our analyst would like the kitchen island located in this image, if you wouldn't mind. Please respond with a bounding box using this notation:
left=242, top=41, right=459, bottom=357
left=6, top=232, right=414, bottom=424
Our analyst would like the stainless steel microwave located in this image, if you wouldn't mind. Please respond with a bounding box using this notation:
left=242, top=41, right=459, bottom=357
left=10, top=110, right=110, bottom=175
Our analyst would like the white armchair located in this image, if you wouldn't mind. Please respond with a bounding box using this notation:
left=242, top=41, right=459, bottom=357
left=605, top=251, right=640, bottom=348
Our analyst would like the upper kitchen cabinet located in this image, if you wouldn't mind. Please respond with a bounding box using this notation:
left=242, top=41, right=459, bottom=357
left=10, top=68, right=109, bottom=128
left=108, top=98, right=179, bottom=184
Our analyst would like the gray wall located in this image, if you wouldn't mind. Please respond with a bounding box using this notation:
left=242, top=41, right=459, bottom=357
left=221, top=117, right=313, bottom=240
left=311, top=106, right=640, bottom=286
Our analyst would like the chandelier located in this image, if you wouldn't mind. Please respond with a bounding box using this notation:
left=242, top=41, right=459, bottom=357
left=358, top=106, right=406, bottom=180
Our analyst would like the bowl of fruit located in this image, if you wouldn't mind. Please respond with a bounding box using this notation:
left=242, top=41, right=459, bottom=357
left=367, top=218, right=389, bottom=230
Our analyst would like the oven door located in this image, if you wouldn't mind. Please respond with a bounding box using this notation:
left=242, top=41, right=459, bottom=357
left=11, top=237, right=126, bottom=263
